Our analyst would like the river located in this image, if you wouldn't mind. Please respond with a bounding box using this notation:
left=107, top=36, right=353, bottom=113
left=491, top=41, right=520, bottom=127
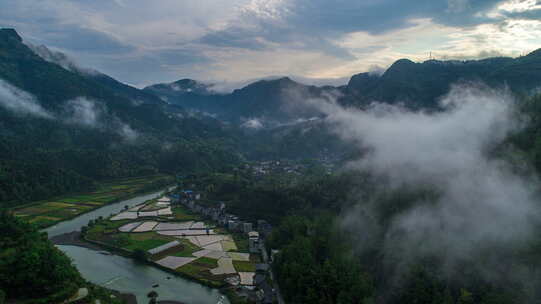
left=44, top=189, right=229, bottom=304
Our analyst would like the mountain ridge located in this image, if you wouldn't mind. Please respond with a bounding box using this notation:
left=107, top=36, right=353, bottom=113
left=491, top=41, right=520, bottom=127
left=144, top=47, right=541, bottom=118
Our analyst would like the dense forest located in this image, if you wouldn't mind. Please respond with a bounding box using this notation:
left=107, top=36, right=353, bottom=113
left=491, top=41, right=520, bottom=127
left=0, top=29, right=246, bottom=206
left=181, top=91, right=541, bottom=304
left=0, top=211, right=126, bottom=304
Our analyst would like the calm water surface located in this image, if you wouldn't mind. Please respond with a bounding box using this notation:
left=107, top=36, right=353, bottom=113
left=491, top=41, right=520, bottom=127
left=45, top=188, right=228, bottom=304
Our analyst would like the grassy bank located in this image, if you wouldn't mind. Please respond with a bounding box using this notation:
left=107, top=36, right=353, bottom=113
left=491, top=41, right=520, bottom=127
left=13, top=175, right=173, bottom=229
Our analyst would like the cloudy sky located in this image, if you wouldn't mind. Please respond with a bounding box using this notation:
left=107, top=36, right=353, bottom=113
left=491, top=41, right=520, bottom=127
left=1, top=0, right=541, bottom=88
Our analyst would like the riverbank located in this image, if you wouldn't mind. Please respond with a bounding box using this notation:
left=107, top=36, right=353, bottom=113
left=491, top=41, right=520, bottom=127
left=51, top=231, right=102, bottom=251
left=14, top=175, right=174, bottom=229
left=46, top=187, right=229, bottom=304
left=68, top=189, right=249, bottom=303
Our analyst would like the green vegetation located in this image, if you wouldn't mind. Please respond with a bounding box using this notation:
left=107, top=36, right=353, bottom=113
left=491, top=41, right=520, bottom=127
left=269, top=214, right=374, bottom=304
left=233, top=261, right=256, bottom=272
left=123, top=232, right=174, bottom=251
left=231, top=233, right=249, bottom=253
left=177, top=257, right=223, bottom=287
left=171, top=238, right=200, bottom=257
left=172, top=205, right=201, bottom=221
left=0, top=212, right=81, bottom=302
left=9, top=26, right=541, bottom=304
left=0, top=212, right=124, bottom=304
left=132, top=249, right=149, bottom=262
left=0, top=29, right=243, bottom=208
left=194, top=257, right=219, bottom=269
left=13, top=175, right=171, bottom=229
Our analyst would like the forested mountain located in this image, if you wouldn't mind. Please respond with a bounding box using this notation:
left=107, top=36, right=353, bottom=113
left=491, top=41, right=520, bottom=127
left=4, top=25, right=541, bottom=205
left=146, top=49, right=541, bottom=119
left=145, top=77, right=326, bottom=124
left=340, top=53, right=541, bottom=108
left=0, top=28, right=242, bottom=205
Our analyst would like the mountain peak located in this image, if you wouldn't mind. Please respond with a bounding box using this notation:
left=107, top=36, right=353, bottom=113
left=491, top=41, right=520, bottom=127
left=246, top=76, right=297, bottom=89
left=526, top=48, right=541, bottom=58
left=0, top=28, right=22, bottom=42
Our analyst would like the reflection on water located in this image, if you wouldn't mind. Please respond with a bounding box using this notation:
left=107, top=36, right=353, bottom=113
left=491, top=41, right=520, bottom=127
left=45, top=190, right=167, bottom=237
left=59, top=245, right=227, bottom=304
left=46, top=187, right=228, bottom=304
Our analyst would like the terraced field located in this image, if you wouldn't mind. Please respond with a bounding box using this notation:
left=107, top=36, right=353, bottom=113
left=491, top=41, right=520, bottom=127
left=13, top=175, right=172, bottom=228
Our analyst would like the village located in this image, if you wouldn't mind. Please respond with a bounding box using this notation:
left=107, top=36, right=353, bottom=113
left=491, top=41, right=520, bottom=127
left=84, top=185, right=278, bottom=304
left=244, top=157, right=336, bottom=177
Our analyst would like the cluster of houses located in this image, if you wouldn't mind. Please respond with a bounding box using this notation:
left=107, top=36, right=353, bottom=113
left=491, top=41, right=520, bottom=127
left=244, top=157, right=338, bottom=177
left=246, top=160, right=306, bottom=176
left=171, top=189, right=277, bottom=303
left=171, top=189, right=272, bottom=254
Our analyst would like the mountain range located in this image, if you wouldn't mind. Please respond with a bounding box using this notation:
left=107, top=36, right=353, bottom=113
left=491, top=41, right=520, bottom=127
left=2, top=27, right=541, bottom=204
left=0, top=28, right=240, bottom=205
left=144, top=48, right=541, bottom=122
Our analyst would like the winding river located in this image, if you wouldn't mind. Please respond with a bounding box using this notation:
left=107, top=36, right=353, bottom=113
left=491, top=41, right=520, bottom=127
left=45, top=189, right=229, bottom=304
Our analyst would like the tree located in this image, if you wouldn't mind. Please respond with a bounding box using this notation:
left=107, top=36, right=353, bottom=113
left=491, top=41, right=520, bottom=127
left=132, top=249, right=149, bottom=262
left=457, top=289, right=474, bottom=304
left=80, top=225, right=88, bottom=236
left=147, top=290, right=158, bottom=304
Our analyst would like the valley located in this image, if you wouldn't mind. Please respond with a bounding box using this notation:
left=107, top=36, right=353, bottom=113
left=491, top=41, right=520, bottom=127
left=3, top=8, right=541, bottom=304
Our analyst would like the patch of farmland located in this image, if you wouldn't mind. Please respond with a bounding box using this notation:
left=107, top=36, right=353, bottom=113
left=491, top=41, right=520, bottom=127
left=210, top=258, right=236, bottom=275
left=238, top=272, right=255, bottom=286
left=157, top=207, right=172, bottom=216
left=148, top=240, right=181, bottom=255
left=190, top=222, right=206, bottom=229
left=156, top=256, right=196, bottom=270
left=221, top=240, right=237, bottom=251
left=132, top=221, right=158, bottom=232
left=203, top=242, right=224, bottom=251
left=111, top=212, right=138, bottom=221
left=196, top=235, right=227, bottom=247
left=228, top=252, right=250, bottom=261
left=154, top=222, right=194, bottom=231
left=158, top=229, right=215, bottom=236
left=138, top=211, right=158, bottom=217
left=206, top=250, right=228, bottom=259
left=192, top=249, right=212, bottom=257
left=118, top=222, right=142, bottom=232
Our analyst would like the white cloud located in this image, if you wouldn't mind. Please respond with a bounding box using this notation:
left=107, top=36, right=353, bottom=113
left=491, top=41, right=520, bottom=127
left=241, top=118, right=264, bottom=129
left=306, top=83, right=539, bottom=281
left=0, top=79, right=53, bottom=118
left=64, top=97, right=102, bottom=128
left=496, top=0, right=541, bottom=13
left=63, top=97, right=139, bottom=141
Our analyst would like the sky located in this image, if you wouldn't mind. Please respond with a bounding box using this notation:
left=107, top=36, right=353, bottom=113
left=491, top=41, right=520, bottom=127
left=1, top=0, right=541, bottom=88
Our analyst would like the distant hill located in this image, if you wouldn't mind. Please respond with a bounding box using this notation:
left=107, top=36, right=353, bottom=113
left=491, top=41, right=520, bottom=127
left=145, top=77, right=327, bottom=124
left=146, top=49, right=541, bottom=118
left=342, top=53, right=541, bottom=108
